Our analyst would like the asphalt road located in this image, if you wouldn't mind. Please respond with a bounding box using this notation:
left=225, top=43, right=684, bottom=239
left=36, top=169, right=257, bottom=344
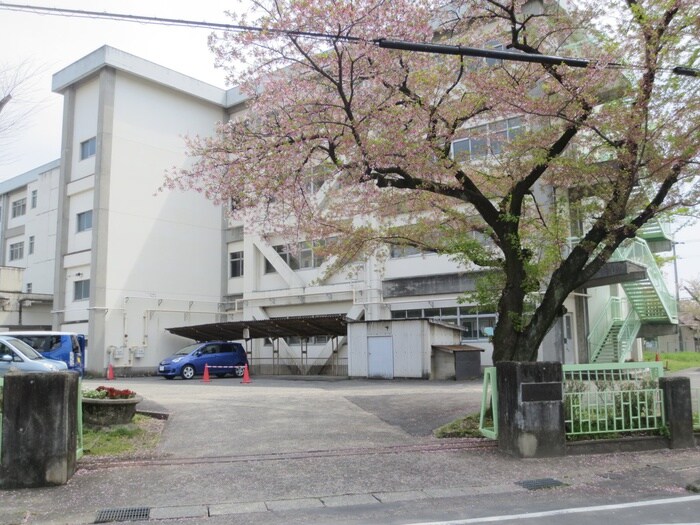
left=2, top=373, right=700, bottom=525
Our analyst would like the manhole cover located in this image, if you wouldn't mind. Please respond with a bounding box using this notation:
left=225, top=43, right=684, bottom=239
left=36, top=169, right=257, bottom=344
left=95, top=507, right=151, bottom=523
left=516, top=478, right=566, bottom=490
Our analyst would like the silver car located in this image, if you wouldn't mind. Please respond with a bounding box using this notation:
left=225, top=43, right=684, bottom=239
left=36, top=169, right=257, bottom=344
left=0, top=336, right=68, bottom=376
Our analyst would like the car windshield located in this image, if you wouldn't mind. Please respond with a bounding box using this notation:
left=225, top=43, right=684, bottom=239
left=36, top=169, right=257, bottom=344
left=12, top=335, right=61, bottom=352
left=174, top=344, right=200, bottom=356
left=6, top=338, right=44, bottom=360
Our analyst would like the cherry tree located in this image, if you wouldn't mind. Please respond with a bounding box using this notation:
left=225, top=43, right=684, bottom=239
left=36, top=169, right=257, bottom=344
left=166, top=0, right=700, bottom=362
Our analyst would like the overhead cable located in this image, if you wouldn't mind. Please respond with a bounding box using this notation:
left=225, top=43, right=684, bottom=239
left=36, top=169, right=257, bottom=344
left=1, top=2, right=697, bottom=78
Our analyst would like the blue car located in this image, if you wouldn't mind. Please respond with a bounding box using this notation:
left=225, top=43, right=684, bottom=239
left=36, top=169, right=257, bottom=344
left=158, top=341, right=248, bottom=380
left=0, top=331, right=86, bottom=375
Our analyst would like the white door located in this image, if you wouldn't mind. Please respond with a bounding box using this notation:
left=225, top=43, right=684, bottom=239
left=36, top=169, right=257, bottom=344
left=368, top=336, right=393, bottom=379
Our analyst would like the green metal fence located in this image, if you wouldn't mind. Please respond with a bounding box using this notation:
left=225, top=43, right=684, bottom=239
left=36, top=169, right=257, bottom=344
left=563, top=361, right=664, bottom=383
left=565, top=387, right=664, bottom=437
left=479, top=367, right=498, bottom=439
left=77, top=381, right=83, bottom=459
left=479, top=362, right=666, bottom=439
left=0, top=377, right=3, bottom=454
left=692, top=387, right=700, bottom=431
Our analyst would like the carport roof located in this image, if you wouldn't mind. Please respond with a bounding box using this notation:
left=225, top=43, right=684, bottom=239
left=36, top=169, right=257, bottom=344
left=166, top=314, right=348, bottom=342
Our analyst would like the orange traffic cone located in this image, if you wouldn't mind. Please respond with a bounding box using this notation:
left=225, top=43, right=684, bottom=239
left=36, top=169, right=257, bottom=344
left=203, top=363, right=211, bottom=382
left=107, top=363, right=115, bottom=380
left=241, top=364, right=251, bottom=384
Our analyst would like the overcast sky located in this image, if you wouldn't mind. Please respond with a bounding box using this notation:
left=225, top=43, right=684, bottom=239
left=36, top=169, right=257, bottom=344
left=1, top=1, right=699, bottom=292
left=0, top=0, right=234, bottom=179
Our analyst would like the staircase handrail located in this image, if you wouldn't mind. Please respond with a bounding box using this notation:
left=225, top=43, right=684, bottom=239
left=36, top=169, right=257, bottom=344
left=610, top=238, right=678, bottom=322
left=638, top=216, right=672, bottom=241
left=587, top=296, right=625, bottom=361
left=616, top=308, right=642, bottom=362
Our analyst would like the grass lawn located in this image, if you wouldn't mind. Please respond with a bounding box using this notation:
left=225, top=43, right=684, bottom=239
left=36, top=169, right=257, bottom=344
left=82, top=414, right=165, bottom=457
left=642, top=351, right=700, bottom=372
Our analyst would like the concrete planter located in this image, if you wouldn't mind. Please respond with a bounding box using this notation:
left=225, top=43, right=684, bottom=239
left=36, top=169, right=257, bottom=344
left=82, top=396, right=142, bottom=427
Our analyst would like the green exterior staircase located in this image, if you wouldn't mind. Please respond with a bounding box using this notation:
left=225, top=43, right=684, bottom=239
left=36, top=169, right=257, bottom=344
left=589, top=236, right=677, bottom=363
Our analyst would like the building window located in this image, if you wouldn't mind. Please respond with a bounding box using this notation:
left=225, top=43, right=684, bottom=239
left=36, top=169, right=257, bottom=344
left=80, top=137, right=96, bottom=160
left=74, top=279, right=90, bottom=301
left=26, top=283, right=32, bottom=293
left=389, top=244, right=424, bottom=258
left=390, top=306, right=496, bottom=341
left=77, top=210, right=93, bottom=232
left=452, top=117, right=524, bottom=160
left=11, top=198, right=26, bottom=218
left=484, top=41, right=505, bottom=67
left=264, top=240, right=327, bottom=273
left=9, top=242, right=24, bottom=261
left=229, top=251, right=244, bottom=278
left=30, top=190, right=37, bottom=209
left=28, top=236, right=34, bottom=255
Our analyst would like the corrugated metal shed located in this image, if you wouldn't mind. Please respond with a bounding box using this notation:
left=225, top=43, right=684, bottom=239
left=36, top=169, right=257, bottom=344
left=166, top=314, right=348, bottom=342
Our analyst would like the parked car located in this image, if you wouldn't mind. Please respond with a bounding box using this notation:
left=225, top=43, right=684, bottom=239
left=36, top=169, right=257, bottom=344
left=0, top=331, right=86, bottom=375
left=0, top=336, right=69, bottom=376
left=158, top=341, right=248, bottom=380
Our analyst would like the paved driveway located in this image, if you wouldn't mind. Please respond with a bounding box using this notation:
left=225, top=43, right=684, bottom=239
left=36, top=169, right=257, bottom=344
left=3, top=374, right=700, bottom=525
left=120, top=376, right=484, bottom=457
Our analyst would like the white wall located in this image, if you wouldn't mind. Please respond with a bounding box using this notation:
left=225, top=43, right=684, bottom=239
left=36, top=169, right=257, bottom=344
left=23, top=167, right=59, bottom=294
left=71, top=79, right=99, bottom=182
left=94, top=72, right=227, bottom=370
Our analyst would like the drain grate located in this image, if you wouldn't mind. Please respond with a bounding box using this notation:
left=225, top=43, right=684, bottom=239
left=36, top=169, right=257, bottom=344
left=94, top=507, right=151, bottom=523
left=516, top=478, right=566, bottom=490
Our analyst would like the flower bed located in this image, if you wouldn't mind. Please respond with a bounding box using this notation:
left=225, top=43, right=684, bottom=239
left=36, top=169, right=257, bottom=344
left=82, top=386, right=142, bottom=427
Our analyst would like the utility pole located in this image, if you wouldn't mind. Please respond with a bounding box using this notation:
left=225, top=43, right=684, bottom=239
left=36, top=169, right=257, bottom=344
left=673, top=241, right=683, bottom=352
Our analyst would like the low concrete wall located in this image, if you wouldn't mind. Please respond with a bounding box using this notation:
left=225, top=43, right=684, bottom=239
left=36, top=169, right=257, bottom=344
left=660, top=376, right=695, bottom=449
left=497, top=361, right=565, bottom=458
left=0, top=372, right=79, bottom=488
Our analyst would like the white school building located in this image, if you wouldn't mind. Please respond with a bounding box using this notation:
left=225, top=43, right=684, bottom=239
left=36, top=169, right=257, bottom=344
left=0, top=46, right=678, bottom=377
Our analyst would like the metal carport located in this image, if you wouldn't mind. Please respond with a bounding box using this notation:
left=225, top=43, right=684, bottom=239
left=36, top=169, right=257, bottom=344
left=166, top=314, right=348, bottom=375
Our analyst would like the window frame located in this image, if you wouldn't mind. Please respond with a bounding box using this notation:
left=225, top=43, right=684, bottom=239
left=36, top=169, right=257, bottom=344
left=229, top=251, right=244, bottom=278
left=11, top=198, right=26, bottom=219
left=74, top=279, right=90, bottom=301
left=77, top=210, right=93, bottom=233
left=452, top=117, right=524, bottom=161
left=8, top=241, right=24, bottom=261
left=28, top=235, right=35, bottom=255
left=80, top=137, right=96, bottom=160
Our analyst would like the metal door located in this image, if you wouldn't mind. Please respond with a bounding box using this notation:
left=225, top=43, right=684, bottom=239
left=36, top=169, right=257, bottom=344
left=367, top=336, right=393, bottom=379
left=563, top=313, right=576, bottom=364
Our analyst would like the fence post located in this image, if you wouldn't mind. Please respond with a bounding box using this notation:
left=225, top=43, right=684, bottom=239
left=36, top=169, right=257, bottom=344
left=0, top=372, right=79, bottom=488
left=496, top=361, right=565, bottom=458
left=659, top=376, right=695, bottom=449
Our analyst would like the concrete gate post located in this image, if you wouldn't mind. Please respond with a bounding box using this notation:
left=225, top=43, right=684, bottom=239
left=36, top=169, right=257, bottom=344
left=0, top=372, right=79, bottom=488
left=659, top=376, right=695, bottom=449
left=496, top=361, right=565, bottom=458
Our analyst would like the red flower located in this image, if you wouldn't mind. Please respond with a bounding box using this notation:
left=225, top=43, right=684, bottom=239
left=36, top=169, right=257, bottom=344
left=96, top=385, right=136, bottom=399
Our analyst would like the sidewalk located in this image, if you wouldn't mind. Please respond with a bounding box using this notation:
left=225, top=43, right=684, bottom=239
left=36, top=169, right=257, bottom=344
left=2, top=376, right=700, bottom=525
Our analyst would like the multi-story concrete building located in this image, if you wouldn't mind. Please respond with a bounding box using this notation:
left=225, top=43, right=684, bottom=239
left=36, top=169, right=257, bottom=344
left=0, top=45, right=678, bottom=376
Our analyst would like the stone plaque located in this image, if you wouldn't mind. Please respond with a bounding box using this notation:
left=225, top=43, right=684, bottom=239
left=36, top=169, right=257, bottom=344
left=521, top=382, right=563, bottom=402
